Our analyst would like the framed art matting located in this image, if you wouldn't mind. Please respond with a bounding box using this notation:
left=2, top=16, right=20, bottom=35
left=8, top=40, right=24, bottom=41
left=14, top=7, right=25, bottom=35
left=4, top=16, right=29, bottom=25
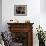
left=14, top=5, right=27, bottom=16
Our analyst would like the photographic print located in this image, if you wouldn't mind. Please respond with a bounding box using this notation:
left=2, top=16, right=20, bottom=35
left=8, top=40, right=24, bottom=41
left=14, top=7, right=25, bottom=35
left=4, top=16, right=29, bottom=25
left=14, top=5, right=27, bottom=16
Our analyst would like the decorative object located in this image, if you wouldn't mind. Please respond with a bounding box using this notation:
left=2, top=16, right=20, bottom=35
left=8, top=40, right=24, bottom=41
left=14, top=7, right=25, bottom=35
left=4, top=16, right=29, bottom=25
left=0, top=32, right=5, bottom=46
left=8, top=19, right=19, bottom=23
left=25, top=20, right=30, bottom=23
left=36, top=25, right=45, bottom=46
left=44, top=31, right=46, bottom=40
left=1, top=31, right=12, bottom=46
left=14, top=5, right=27, bottom=16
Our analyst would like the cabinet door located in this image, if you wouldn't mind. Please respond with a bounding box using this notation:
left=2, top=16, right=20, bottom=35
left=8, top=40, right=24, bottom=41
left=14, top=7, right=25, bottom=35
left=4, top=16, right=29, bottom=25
left=11, top=32, right=28, bottom=46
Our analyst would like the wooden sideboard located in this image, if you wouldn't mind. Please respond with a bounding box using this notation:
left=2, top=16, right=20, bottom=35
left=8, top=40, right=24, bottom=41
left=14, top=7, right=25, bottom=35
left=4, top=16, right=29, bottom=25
left=7, top=23, right=34, bottom=46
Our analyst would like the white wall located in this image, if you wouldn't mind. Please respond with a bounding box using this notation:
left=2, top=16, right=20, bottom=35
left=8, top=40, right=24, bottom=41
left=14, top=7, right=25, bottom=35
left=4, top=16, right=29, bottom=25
left=40, top=0, right=46, bottom=13
left=40, top=0, right=46, bottom=31
left=2, top=0, right=40, bottom=30
left=2, top=0, right=46, bottom=46
left=2, top=0, right=40, bottom=46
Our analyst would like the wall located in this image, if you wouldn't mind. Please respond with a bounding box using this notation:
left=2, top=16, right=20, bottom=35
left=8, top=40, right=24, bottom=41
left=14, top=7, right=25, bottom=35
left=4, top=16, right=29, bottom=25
left=2, top=0, right=40, bottom=30
left=2, top=0, right=40, bottom=46
left=2, top=0, right=46, bottom=46
left=0, top=0, right=2, bottom=32
left=40, top=0, right=46, bottom=31
left=40, top=0, right=46, bottom=13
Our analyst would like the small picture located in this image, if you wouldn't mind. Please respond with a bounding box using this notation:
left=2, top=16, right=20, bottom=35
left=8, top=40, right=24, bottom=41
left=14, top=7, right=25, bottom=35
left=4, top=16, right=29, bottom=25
left=14, top=5, right=27, bottom=16
left=16, top=6, right=25, bottom=14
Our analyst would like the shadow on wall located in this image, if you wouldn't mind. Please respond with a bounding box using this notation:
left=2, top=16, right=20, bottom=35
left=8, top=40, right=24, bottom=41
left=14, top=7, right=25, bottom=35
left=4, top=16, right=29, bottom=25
left=40, top=0, right=46, bottom=14
left=0, top=0, right=2, bottom=32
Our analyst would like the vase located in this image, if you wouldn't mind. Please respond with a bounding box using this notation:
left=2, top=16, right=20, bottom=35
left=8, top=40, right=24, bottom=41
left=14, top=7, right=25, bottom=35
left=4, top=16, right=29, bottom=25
left=39, top=40, right=45, bottom=46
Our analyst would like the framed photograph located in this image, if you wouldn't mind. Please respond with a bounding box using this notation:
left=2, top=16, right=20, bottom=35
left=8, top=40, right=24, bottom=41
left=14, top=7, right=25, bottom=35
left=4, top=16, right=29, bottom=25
left=14, top=5, right=27, bottom=16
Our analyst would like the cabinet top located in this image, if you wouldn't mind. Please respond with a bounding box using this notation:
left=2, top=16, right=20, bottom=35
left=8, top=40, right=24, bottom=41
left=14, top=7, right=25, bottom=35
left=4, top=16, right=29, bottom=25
left=7, top=23, right=34, bottom=25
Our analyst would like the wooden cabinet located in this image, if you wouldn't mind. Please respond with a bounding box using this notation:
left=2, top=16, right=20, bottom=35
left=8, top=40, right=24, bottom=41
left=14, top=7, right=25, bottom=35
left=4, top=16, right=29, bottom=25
left=7, top=23, right=34, bottom=46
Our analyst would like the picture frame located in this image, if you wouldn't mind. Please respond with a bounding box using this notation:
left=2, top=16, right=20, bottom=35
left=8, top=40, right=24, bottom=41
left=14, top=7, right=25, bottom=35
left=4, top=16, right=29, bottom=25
left=14, top=5, right=27, bottom=16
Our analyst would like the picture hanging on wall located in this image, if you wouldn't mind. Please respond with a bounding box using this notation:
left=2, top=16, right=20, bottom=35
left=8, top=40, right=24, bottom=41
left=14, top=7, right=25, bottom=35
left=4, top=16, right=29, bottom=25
left=14, top=5, right=27, bottom=16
